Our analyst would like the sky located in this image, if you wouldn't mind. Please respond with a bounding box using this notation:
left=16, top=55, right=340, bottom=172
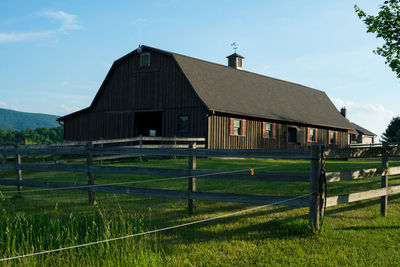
left=0, top=0, right=398, bottom=140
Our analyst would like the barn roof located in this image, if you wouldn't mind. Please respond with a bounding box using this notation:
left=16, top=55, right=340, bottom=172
left=350, top=122, right=376, bottom=137
left=169, top=49, right=352, bottom=130
left=58, top=45, right=353, bottom=130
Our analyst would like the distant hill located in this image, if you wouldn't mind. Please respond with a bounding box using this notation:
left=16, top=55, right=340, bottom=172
left=0, top=108, right=59, bottom=130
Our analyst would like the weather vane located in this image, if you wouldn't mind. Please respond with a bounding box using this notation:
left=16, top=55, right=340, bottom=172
left=231, top=42, right=238, bottom=53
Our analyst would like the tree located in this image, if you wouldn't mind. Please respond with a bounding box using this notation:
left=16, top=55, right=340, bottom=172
left=355, top=0, right=400, bottom=78
left=0, top=126, right=64, bottom=145
left=382, top=116, right=400, bottom=142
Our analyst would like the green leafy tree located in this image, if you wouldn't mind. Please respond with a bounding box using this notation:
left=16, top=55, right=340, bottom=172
left=0, top=126, right=64, bottom=145
left=382, top=116, right=400, bottom=142
left=355, top=0, right=400, bottom=78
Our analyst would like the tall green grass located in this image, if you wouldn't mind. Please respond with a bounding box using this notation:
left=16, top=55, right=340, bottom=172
left=0, top=195, right=164, bottom=266
left=0, top=158, right=399, bottom=266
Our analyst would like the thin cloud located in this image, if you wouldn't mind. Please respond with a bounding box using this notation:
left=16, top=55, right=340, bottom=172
left=0, top=31, right=53, bottom=43
left=41, top=10, right=82, bottom=32
left=59, top=103, right=83, bottom=114
left=131, top=18, right=148, bottom=25
left=331, top=97, right=396, bottom=139
left=0, top=10, right=81, bottom=43
left=131, top=18, right=149, bottom=30
left=0, top=99, right=21, bottom=111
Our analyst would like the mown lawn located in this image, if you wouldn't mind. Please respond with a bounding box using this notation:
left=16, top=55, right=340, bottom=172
left=0, top=157, right=399, bottom=266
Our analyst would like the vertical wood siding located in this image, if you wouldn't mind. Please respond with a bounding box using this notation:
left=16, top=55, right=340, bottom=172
left=208, top=114, right=348, bottom=149
left=63, top=49, right=207, bottom=141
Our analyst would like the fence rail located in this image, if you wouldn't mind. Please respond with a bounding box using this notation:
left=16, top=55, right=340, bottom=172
left=1, top=146, right=310, bottom=159
left=2, top=139, right=400, bottom=232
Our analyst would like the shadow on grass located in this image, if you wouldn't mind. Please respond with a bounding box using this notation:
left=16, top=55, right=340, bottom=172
left=338, top=225, right=400, bottom=231
left=326, top=194, right=400, bottom=218
left=157, top=206, right=313, bottom=245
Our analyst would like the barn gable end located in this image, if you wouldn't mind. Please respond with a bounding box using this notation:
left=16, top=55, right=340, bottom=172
left=59, top=47, right=208, bottom=141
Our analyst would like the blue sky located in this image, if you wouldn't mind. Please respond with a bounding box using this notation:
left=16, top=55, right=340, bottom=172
left=0, top=0, right=398, bottom=139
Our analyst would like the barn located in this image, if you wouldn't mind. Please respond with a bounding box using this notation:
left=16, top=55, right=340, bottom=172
left=57, top=45, right=353, bottom=149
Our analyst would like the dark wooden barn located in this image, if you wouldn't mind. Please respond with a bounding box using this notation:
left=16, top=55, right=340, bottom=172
left=57, top=45, right=353, bottom=149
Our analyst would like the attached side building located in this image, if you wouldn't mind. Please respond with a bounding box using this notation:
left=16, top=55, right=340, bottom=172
left=350, top=122, right=376, bottom=144
left=57, top=45, right=353, bottom=149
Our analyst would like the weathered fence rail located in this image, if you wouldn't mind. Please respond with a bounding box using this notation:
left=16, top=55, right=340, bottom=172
left=1, top=139, right=400, bottom=232
left=1, top=146, right=310, bottom=159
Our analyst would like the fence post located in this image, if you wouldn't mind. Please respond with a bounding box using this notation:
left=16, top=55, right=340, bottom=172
left=309, top=144, right=322, bottom=231
left=87, top=141, right=95, bottom=204
left=139, top=135, right=143, bottom=162
left=53, top=144, right=58, bottom=164
left=99, top=138, right=104, bottom=165
left=2, top=148, right=6, bottom=178
left=188, top=142, right=197, bottom=212
left=173, top=136, right=177, bottom=159
left=15, top=145, right=22, bottom=196
left=381, top=141, right=389, bottom=216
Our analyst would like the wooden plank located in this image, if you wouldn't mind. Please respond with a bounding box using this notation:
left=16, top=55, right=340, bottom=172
left=94, top=147, right=311, bottom=159
left=381, top=142, right=389, bottom=216
left=131, top=144, right=206, bottom=149
left=326, top=166, right=400, bottom=182
left=0, top=179, right=309, bottom=207
left=87, top=142, right=95, bottom=204
left=1, top=146, right=87, bottom=156
left=21, top=141, right=87, bottom=147
left=326, top=185, right=400, bottom=207
left=389, top=185, right=400, bottom=194
left=349, top=143, right=383, bottom=148
left=2, top=144, right=310, bottom=159
left=1, top=138, right=204, bottom=151
left=140, top=137, right=206, bottom=142
left=3, top=163, right=88, bottom=172
left=3, top=162, right=309, bottom=182
left=15, top=148, right=22, bottom=196
left=389, top=166, right=400, bottom=175
left=89, top=137, right=206, bottom=145
left=201, top=172, right=309, bottom=182
left=1, top=152, right=5, bottom=178
left=324, top=148, right=349, bottom=160
left=188, top=142, right=196, bottom=212
left=56, top=154, right=142, bottom=164
left=309, top=145, right=322, bottom=231
left=91, top=137, right=139, bottom=145
left=324, top=147, right=400, bottom=159
left=326, top=168, right=383, bottom=182
left=349, top=147, right=385, bottom=158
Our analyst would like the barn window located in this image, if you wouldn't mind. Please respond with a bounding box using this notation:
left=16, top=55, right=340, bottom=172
left=288, top=127, right=297, bottom=143
left=237, top=58, right=243, bottom=68
left=230, top=118, right=246, bottom=136
left=140, top=52, right=150, bottom=67
left=329, top=130, right=337, bottom=144
left=149, top=129, right=156, bottom=136
left=307, top=128, right=318, bottom=142
left=263, top=122, right=276, bottom=139
left=233, top=119, right=241, bottom=135
left=178, top=115, right=189, bottom=133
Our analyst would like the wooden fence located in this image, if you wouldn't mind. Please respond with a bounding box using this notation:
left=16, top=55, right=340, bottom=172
left=1, top=139, right=400, bottom=232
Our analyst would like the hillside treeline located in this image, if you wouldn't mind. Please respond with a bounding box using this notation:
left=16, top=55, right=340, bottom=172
left=0, top=127, right=63, bottom=145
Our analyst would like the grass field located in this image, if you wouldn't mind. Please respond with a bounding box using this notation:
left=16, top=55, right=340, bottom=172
left=0, top=157, right=400, bottom=266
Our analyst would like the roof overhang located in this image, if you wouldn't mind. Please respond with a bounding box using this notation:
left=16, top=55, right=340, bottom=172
left=209, top=108, right=354, bottom=131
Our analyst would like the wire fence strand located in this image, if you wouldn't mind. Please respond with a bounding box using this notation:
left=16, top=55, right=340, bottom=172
left=0, top=192, right=311, bottom=262
left=0, top=163, right=292, bottom=195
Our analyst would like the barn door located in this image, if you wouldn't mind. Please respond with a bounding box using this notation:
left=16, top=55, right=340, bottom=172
left=134, top=112, right=163, bottom=136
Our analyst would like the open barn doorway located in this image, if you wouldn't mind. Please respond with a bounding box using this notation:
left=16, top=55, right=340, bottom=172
left=134, top=112, right=162, bottom=137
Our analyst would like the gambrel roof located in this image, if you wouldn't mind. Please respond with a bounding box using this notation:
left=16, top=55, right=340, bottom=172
left=58, top=45, right=353, bottom=130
